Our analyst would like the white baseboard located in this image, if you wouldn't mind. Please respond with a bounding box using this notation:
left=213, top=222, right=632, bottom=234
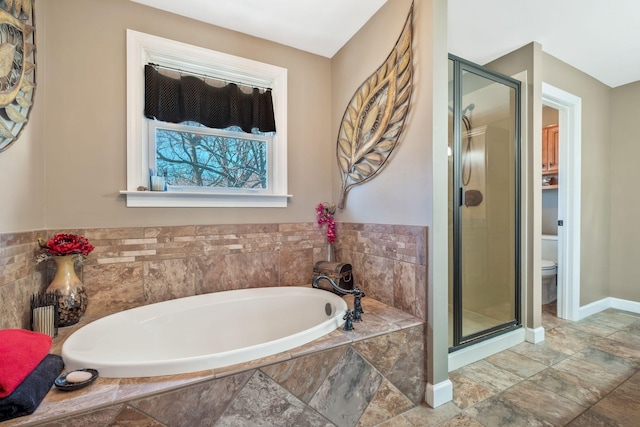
left=426, top=379, right=453, bottom=408
left=448, top=328, right=525, bottom=372
left=611, top=298, right=640, bottom=314
left=525, top=327, right=545, bottom=344
left=578, top=297, right=640, bottom=320
left=579, top=298, right=612, bottom=319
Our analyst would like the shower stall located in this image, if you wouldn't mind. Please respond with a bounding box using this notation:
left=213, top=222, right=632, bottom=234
left=448, top=55, right=521, bottom=350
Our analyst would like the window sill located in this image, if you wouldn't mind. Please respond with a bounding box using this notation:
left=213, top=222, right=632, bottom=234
left=119, top=190, right=292, bottom=208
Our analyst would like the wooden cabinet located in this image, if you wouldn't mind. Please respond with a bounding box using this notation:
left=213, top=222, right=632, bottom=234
left=543, top=125, right=559, bottom=173
left=542, top=125, right=559, bottom=189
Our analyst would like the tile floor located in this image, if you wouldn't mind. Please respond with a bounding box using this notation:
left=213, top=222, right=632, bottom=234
left=379, top=304, right=640, bottom=426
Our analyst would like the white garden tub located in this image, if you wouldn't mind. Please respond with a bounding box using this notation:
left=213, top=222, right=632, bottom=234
left=61, top=287, right=347, bottom=378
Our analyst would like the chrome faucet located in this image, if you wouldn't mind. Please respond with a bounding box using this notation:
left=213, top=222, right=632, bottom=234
left=312, top=274, right=365, bottom=331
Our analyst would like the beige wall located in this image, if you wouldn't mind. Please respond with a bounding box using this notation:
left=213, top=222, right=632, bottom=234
left=330, top=0, right=432, bottom=226
left=0, top=0, right=47, bottom=233
left=542, top=52, right=611, bottom=305
left=609, top=81, right=640, bottom=301
left=39, top=0, right=332, bottom=229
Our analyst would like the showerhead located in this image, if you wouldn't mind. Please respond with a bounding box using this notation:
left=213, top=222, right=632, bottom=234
left=463, top=103, right=475, bottom=114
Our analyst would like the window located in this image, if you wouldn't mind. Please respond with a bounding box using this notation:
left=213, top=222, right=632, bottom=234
left=150, top=122, right=272, bottom=191
left=122, top=30, right=290, bottom=207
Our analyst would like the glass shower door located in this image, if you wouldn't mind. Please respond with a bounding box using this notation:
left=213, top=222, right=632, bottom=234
left=449, top=55, right=521, bottom=349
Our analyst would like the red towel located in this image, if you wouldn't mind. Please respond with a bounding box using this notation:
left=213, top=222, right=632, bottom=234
left=0, top=329, right=52, bottom=398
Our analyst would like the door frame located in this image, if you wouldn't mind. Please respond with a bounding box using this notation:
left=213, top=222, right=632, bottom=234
left=541, top=83, right=581, bottom=321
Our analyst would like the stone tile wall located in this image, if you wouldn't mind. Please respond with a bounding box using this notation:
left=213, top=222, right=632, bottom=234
left=0, top=222, right=427, bottom=330
left=27, top=324, right=425, bottom=427
left=336, top=223, right=428, bottom=320
left=0, top=231, right=45, bottom=329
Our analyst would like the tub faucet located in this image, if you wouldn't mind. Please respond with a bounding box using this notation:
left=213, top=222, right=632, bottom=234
left=312, top=274, right=365, bottom=330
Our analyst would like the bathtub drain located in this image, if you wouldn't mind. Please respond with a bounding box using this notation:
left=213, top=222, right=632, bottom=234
left=325, top=303, right=333, bottom=316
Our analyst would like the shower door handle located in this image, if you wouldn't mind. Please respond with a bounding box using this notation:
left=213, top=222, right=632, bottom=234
left=558, top=220, right=564, bottom=226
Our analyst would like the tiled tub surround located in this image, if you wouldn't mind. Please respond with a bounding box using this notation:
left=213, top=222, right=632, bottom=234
left=0, top=222, right=427, bottom=330
left=0, top=223, right=427, bottom=425
left=1, top=298, right=425, bottom=427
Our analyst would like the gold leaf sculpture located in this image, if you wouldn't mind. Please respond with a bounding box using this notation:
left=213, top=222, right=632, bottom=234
left=336, top=4, right=414, bottom=209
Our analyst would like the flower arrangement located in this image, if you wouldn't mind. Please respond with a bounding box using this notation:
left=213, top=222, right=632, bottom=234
left=316, top=202, right=336, bottom=244
left=37, top=233, right=94, bottom=263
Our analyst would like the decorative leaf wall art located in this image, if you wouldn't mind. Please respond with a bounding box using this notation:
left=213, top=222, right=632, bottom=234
left=336, top=3, right=413, bottom=209
left=0, top=0, right=36, bottom=152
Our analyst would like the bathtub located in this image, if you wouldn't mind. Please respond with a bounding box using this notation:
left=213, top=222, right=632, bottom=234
left=61, top=287, right=347, bottom=378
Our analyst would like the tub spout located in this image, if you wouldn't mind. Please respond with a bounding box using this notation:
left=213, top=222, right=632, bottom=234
left=312, top=274, right=365, bottom=328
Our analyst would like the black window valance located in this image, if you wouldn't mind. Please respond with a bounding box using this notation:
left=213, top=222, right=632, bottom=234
left=144, top=64, right=276, bottom=133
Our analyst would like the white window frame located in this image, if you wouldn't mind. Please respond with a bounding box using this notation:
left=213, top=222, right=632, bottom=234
left=121, top=29, right=290, bottom=207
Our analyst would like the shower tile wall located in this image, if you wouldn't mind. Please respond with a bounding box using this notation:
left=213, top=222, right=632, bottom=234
left=0, top=222, right=427, bottom=330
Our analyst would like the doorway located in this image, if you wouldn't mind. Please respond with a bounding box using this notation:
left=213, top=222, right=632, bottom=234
left=541, top=83, right=582, bottom=321
left=448, top=55, right=522, bottom=351
left=541, top=106, right=560, bottom=317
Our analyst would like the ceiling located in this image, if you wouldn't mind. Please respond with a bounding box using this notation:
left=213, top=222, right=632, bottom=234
left=129, top=0, right=388, bottom=58
left=131, top=0, right=640, bottom=88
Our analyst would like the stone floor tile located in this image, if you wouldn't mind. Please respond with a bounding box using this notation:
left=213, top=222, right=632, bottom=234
left=622, top=319, right=640, bottom=337
left=465, top=394, right=552, bottom=427
left=485, top=350, right=547, bottom=379
left=566, top=409, right=620, bottom=426
left=572, top=346, right=639, bottom=374
left=438, top=414, right=484, bottom=427
left=589, top=337, right=640, bottom=365
left=399, top=402, right=460, bottom=427
left=589, top=373, right=640, bottom=426
left=501, top=380, right=587, bottom=426
left=455, top=360, right=522, bottom=393
left=564, top=318, right=620, bottom=337
left=527, top=367, right=606, bottom=406
left=448, top=372, right=495, bottom=410
left=553, top=356, right=629, bottom=396
left=373, top=415, right=414, bottom=427
left=588, top=309, right=640, bottom=329
left=607, top=330, right=640, bottom=348
left=541, top=307, right=569, bottom=330
left=542, top=302, right=558, bottom=317
left=437, top=413, right=486, bottom=427
left=543, top=325, right=596, bottom=355
left=508, top=341, right=570, bottom=366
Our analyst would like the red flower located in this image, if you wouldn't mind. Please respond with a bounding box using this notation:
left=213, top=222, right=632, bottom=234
left=40, top=233, right=94, bottom=257
left=316, top=203, right=337, bottom=244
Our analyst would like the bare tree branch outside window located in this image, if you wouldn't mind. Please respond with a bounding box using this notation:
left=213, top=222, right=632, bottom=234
left=154, top=124, right=269, bottom=189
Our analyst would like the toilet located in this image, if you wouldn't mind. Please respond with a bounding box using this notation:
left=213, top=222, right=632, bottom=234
left=541, top=235, right=558, bottom=304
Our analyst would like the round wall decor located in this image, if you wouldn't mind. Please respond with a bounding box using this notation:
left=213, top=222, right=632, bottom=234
left=0, top=0, right=35, bottom=153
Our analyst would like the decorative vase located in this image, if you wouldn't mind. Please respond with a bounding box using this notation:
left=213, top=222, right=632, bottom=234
left=46, top=255, right=88, bottom=327
left=327, top=243, right=336, bottom=262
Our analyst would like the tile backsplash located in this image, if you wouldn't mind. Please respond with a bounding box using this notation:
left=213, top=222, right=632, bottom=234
left=0, top=222, right=427, bottom=330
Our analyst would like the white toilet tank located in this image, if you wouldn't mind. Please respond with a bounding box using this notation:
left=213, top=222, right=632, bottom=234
left=541, top=235, right=558, bottom=263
